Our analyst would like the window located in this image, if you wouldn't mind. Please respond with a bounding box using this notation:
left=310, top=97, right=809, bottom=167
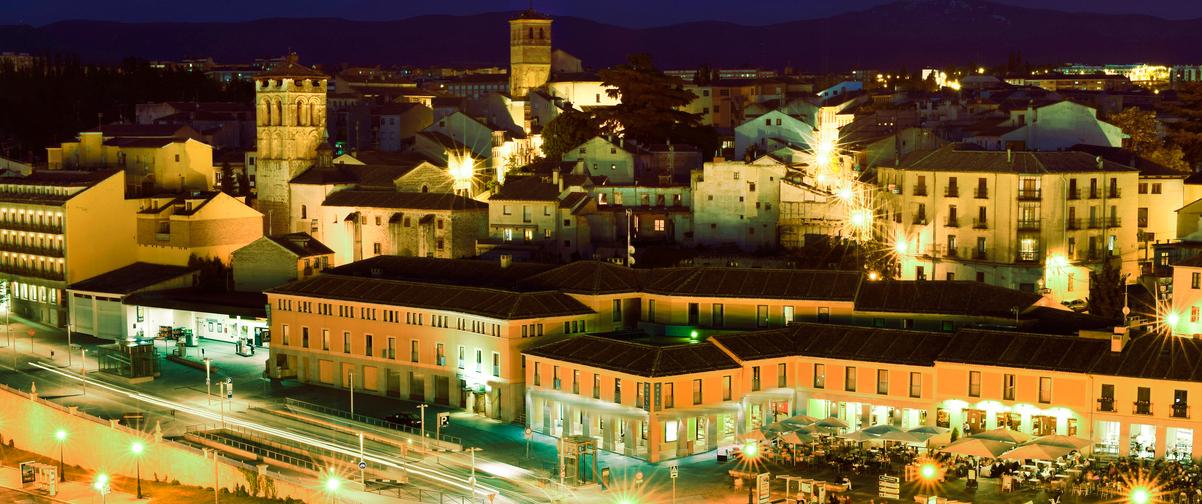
left=457, top=346, right=465, bottom=369
left=712, top=303, right=724, bottom=327
left=751, top=366, right=761, bottom=391
left=844, top=367, right=857, bottom=391
left=343, top=331, right=350, bottom=353
left=722, top=375, right=732, bottom=401
left=876, top=369, right=889, bottom=395
left=281, top=325, right=290, bottom=345
left=302, top=327, right=310, bottom=348
left=756, top=305, right=769, bottom=327
left=372, top=243, right=381, bottom=255
left=692, top=379, right=702, bottom=405
left=813, top=364, right=826, bottom=389
left=364, top=334, right=373, bottom=357
left=553, top=366, right=561, bottom=390
left=783, top=306, right=794, bottom=325
left=1193, top=272, right=1200, bottom=289
left=1003, top=374, right=1015, bottom=400
left=817, top=307, right=830, bottom=322
left=1193, top=306, right=1200, bottom=323
left=648, top=299, right=656, bottom=322
left=321, top=329, right=329, bottom=351
left=1038, top=377, right=1052, bottom=404
left=593, top=373, right=601, bottom=399
left=968, top=371, right=981, bottom=397
left=664, top=383, right=674, bottom=408
left=476, top=349, right=483, bottom=373
left=533, top=363, right=541, bottom=386
left=1152, top=183, right=1162, bottom=194
left=612, top=299, right=622, bottom=321
left=614, top=378, right=622, bottom=404
left=572, top=370, right=580, bottom=394
left=909, top=372, right=921, bottom=398
left=437, top=343, right=446, bottom=366
left=778, top=363, right=787, bottom=388
left=409, top=340, right=418, bottom=362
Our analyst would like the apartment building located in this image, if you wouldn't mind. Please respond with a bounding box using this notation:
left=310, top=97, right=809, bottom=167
left=45, top=127, right=216, bottom=196
left=526, top=321, right=1202, bottom=463
left=134, top=191, right=264, bottom=265
left=0, top=170, right=140, bottom=326
left=878, top=144, right=1140, bottom=301
left=693, top=159, right=786, bottom=252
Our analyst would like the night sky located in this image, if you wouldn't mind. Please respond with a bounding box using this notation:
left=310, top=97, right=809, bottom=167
left=9, top=0, right=1202, bottom=27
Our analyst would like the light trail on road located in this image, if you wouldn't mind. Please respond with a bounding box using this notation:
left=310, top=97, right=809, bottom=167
left=29, top=362, right=555, bottom=504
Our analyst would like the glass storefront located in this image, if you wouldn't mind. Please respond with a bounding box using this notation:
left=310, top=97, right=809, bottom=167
left=1167, top=428, right=1193, bottom=462
left=1096, top=421, right=1120, bottom=455
left=1130, top=424, right=1156, bottom=459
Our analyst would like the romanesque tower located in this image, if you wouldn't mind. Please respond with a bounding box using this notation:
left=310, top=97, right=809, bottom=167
left=254, top=53, right=327, bottom=234
left=508, top=10, right=552, bottom=99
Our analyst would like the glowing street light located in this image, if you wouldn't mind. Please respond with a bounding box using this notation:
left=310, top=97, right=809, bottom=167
left=1130, top=486, right=1152, bottom=504
left=324, top=471, right=342, bottom=504
left=449, top=151, right=475, bottom=194
left=1165, top=312, right=1181, bottom=332
left=54, top=429, right=66, bottom=482
left=920, top=462, right=939, bottom=481
left=131, top=441, right=144, bottom=499
left=93, top=473, right=110, bottom=503
left=895, top=239, right=909, bottom=255
left=742, top=440, right=759, bottom=459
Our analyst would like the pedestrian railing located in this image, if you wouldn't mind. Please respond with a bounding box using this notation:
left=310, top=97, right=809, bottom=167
left=282, top=397, right=462, bottom=446
left=187, top=427, right=322, bottom=472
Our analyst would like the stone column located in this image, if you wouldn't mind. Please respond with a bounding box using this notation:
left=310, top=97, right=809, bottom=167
left=623, top=419, right=637, bottom=457
left=603, top=417, right=616, bottom=451
left=564, top=405, right=576, bottom=436
left=1154, top=425, right=1167, bottom=459
left=707, top=414, right=720, bottom=448
left=676, top=418, right=689, bottom=457
left=1118, top=423, right=1131, bottom=457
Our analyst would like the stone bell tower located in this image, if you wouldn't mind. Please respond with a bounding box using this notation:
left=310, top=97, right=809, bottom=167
left=254, top=53, right=327, bottom=234
left=509, top=9, right=552, bottom=99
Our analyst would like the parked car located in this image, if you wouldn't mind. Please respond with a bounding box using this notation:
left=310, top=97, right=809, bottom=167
left=1062, top=299, right=1088, bottom=312
left=383, top=412, right=422, bottom=429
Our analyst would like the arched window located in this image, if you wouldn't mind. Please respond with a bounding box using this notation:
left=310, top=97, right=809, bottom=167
left=275, top=100, right=283, bottom=126
left=528, top=27, right=533, bottom=39
left=263, top=100, right=272, bottom=126
left=301, top=205, right=307, bottom=219
left=310, top=103, right=316, bottom=126
left=296, top=100, right=305, bottom=126
left=538, top=28, right=544, bottom=40
left=421, top=185, right=429, bottom=193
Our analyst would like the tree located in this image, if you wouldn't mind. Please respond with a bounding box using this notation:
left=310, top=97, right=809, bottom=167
left=541, top=109, right=598, bottom=161
left=1088, top=258, right=1127, bottom=321
left=1163, top=83, right=1202, bottom=169
left=1144, top=144, right=1192, bottom=172
left=219, top=163, right=236, bottom=195
left=594, top=54, right=701, bottom=144
left=1107, top=107, right=1160, bottom=152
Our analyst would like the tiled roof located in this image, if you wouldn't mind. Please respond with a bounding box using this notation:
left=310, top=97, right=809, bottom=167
left=642, top=268, right=862, bottom=301
left=712, top=324, right=951, bottom=366
left=938, top=329, right=1107, bottom=373
left=519, top=261, right=643, bottom=294
left=1070, top=144, right=1191, bottom=178
left=86, top=123, right=195, bottom=138
left=292, top=158, right=434, bottom=187
left=268, top=275, right=591, bottom=320
left=322, top=190, right=486, bottom=210
left=1090, top=334, right=1202, bottom=382
left=854, top=281, right=1043, bottom=319
left=524, top=336, right=740, bottom=377
left=265, top=233, right=334, bottom=258
left=103, top=137, right=181, bottom=148
left=69, top=262, right=195, bottom=295
left=897, top=144, right=1138, bottom=174
left=324, top=255, right=554, bottom=290
left=255, top=54, right=327, bottom=79
left=490, top=175, right=561, bottom=201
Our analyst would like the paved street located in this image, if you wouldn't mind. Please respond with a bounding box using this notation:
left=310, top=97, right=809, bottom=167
left=0, top=318, right=1112, bottom=503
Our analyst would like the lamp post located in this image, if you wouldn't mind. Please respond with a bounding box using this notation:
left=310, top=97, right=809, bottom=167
left=324, top=471, right=341, bottom=504
left=348, top=370, right=355, bottom=418
left=204, top=357, right=212, bottom=405
left=417, top=404, right=428, bottom=449
left=93, top=473, right=110, bottom=504
left=1130, top=485, right=1152, bottom=504
left=131, top=441, right=144, bottom=499
left=466, top=447, right=482, bottom=499
left=65, top=324, right=72, bottom=367
left=54, top=429, right=66, bottom=481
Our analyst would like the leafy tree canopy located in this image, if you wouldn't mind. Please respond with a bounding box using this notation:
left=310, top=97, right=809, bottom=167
left=541, top=109, right=598, bottom=161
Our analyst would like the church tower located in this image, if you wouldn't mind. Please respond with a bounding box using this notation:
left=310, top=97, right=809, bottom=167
left=254, top=53, right=327, bottom=235
left=509, top=10, right=552, bottom=99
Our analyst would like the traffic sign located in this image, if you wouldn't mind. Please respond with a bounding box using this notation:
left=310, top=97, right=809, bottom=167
left=669, top=465, right=678, bottom=479
left=358, top=461, right=367, bottom=470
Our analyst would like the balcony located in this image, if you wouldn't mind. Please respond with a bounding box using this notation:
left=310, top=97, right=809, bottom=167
left=913, top=216, right=928, bottom=225
left=1067, top=189, right=1081, bottom=200
left=1107, top=217, right=1121, bottom=227
left=1172, top=403, right=1190, bottom=419
left=945, top=187, right=959, bottom=198
left=1133, top=400, right=1152, bottom=416
left=973, top=218, right=988, bottom=229
left=0, top=264, right=65, bottom=281
left=913, top=186, right=928, bottom=197
left=0, top=220, right=64, bottom=235
left=1088, top=189, right=1100, bottom=199
left=1017, top=220, right=1041, bottom=231
left=1066, top=218, right=1082, bottom=230
left=1016, top=251, right=1041, bottom=263
left=946, top=247, right=959, bottom=258
left=1017, top=189, right=1042, bottom=200
left=1108, top=188, right=1121, bottom=198
left=1087, top=219, right=1102, bottom=229
left=972, top=250, right=988, bottom=260
left=1097, top=397, right=1116, bottom=412
left=944, top=217, right=959, bottom=227
left=1138, top=218, right=1149, bottom=228
left=974, top=187, right=988, bottom=199
left=0, top=243, right=64, bottom=258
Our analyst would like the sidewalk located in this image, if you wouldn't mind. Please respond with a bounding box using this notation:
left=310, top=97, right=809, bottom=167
left=0, top=466, right=142, bottom=504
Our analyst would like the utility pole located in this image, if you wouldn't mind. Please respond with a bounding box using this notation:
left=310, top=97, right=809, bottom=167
left=349, top=371, right=355, bottom=417
left=417, top=404, right=428, bottom=450
left=358, top=432, right=365, bottom=485
left=205, top=358, right=212, bottom=405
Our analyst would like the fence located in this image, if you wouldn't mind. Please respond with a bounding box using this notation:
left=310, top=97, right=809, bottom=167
left=283, top=398, right=462, bottom=446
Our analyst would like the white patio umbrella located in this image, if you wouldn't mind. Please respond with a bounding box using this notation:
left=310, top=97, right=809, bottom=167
left=781, top=414, right=820, bottom=427
left=839, top=430, right=881, bottom=443
left=779, top=430, right=814, bottom=445
left=881, top=430, right=930, bottom=444
left=741, top=429, right=767, bottom=442
left=908, top=426, right=949, bottom=435
left=939, top=437, right=1011, bottom=459
left=1030, top=435, right=1091, bottom=450
left=863, top=424, right=905, bottom=436
left=999, top=443, right=1075, bottom=461
left=970, top=428, right=1031, bottom=444
left=816, top=416, right=849, bottom=429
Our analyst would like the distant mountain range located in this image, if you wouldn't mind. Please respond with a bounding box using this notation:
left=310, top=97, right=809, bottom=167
left=2, top=0, right=1201, bottom=71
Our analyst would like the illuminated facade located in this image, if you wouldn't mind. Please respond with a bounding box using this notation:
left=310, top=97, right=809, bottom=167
left=878, top=145, right=1140, bottom=301
left=254, top=53, right=328, bottom=235
left=508, top=10, right=552, bottom=100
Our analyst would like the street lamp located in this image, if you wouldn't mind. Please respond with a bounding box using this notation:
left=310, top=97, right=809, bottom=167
left=204, top=358, right=212, bottom=405
left=1130, top=486, right=1152, bottom=504
left=920, top=462, right=939, bottom=482
left=417, top=404, right=428, bottom=449
left=54, top=429, right=66, bottom=481
left=324, top=471, right=341, bottom=504
left=742, top=440, right=759, bottom=460
left=93, top=473, right=110, bottom=504
left=466, top=447, right=482, bottom=499
left=131, top=441, right=144, bottom=499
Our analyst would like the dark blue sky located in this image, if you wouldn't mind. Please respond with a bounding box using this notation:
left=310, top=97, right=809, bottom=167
left=9, top=0, right=1202, bottom=27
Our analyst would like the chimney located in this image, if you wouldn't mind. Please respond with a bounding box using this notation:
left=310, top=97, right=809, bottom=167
left=1110, top=327, right=1129, bottom=353
left=1096, top=155, right=1104, bottom=171
left=552, top=170, right=562, bottom=191
left=499, top=254, right=512, bottom=269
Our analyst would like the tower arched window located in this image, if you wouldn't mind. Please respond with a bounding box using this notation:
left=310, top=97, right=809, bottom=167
left=538, top=28, right=544, bottom=40
left=297, top=100, right=305, bottom=126
left=301, top=205, right=307, bottom=219
left=310, top=102, right=317, bottom=127
left=275, top=100, right=283, bottom=126
left=528, top=27, right=533, bottom=39
left=263, top=100, right=272, bottom=126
